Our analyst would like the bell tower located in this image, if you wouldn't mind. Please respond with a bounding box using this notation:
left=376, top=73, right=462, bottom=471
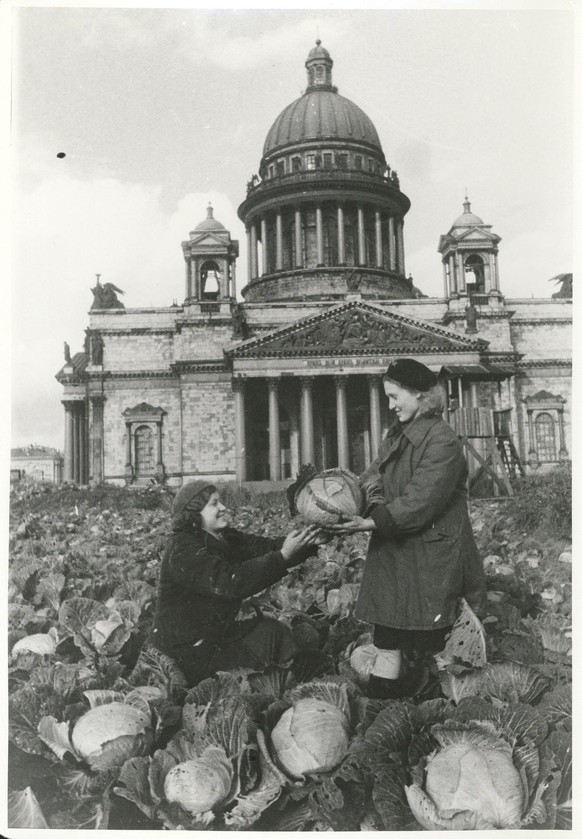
left=438, top=196, right=502, bottom=301
left=181, top=204, right=239, bottom=303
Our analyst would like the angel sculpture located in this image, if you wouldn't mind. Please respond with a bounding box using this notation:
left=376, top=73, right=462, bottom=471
left=550, top=273, right=572, bottom=299
left=91, top=281, right=126, bottom=310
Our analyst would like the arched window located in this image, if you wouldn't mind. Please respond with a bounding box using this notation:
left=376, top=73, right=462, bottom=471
left=134, top=425, right=155, bottom=476
left=200, top=260, right=220, bottom=300
left=464, top=254, right=485, bottom=294
left=534, top=412, right=556, bottom=461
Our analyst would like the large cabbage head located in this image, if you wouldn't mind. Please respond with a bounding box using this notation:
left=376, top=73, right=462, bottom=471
left=270, top=697, right=350, bottom=778
left=71, top=701, right=153, bottom=771
left=164, top=747, right=234, bottom=816
left=294, top=468, right=364, bottom=526
left=405, top=722, right=525, bottom=830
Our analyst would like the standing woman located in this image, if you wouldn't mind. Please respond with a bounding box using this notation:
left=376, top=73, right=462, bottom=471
left=149, top=481, right=322, bottom=686
left=329, top=358, right=486, bottom=698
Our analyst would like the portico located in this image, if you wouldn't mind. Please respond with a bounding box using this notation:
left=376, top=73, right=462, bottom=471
left=229, top=299, right=490, bottom=481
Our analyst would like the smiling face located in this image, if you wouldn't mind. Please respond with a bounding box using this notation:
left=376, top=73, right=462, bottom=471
left=199, top=491, right=229, bottom=534
left=383, top=379, right=422, bottom=423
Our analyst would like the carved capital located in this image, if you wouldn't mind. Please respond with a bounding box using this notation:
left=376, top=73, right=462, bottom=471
left=267, top=378, right=280, bottom=393
left=333, top=375, right=348, bottom=389
left=299, top=376, right=315, bottom=392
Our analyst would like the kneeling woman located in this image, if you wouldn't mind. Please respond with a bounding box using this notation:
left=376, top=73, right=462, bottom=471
left=150, top=481, right=321, bottom=686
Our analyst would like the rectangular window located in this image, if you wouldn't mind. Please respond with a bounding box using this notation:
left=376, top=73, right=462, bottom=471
left=355, top=155, right=362, bottom=170
left=368, top=158, right=375, bottom=171
left=268, top=165, right=275, bottom=178
left=292, top=156, right=301, bottom=172
left=336, top=154, right=348, bottom=170
left=276, top=160, right=285, bottom=176
left=323, top=153, right=333, bottom=169
left=306, top=154, right=317, bottom=170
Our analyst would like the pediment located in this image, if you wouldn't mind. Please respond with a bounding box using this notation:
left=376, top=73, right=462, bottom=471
left=231, top=301, right=487, bottom=358
left=455, top=227, right=500, bottom=244
left=188, top=232, right=229, bottom=248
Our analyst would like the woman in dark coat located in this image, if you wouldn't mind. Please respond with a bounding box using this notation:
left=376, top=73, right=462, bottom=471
left=149, top=481, right=321, bottom=686
left=329, top=358, right=486, bottom=698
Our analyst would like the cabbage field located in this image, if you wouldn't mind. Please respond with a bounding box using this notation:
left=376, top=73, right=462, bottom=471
left=7, top=476, right=572, bottom=830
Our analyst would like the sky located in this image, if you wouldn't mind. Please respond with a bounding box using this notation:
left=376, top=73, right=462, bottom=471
left=6, top=2, right=576, bottom=453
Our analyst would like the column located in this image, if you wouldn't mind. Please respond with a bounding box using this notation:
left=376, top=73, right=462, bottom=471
left=375, top=209, right=383, bottom=267
left=493, top=253, right=500, bottom=291
left=185, top=257, right=191, bottom=298
left=457, top=252, right=465, bottom=293
left=72, top=406, right=80, bottom=483
left=558, top=408, right=568, bottom=458
left=316, top=206, right=324, bottom=266
left=267, top=379, right=281, bottom=481
left=388, top=217, right=396, bottom=270
left=334, top=376, right=349, bottom=468
left=396, top=219, right=406, bottom=276
left=527, top=409, right=536, bottom=455
left=125, top=421, right=133, bottom=483
left=64, top=403, right=74, bottom=482
left=276, top=212, right=283, bottom=271
left=442, top=261, right=449, bottom=297
left=457, top=378, right=464, bottom=408
left=299, top=377, right=315, bottom=465
left=246, top=227, right=252, bottom=287
left=156, top=420, right=164, bottom=475
left=336, top=204, right=345, bottom=265
left=357, top=205, right=366, bottom=265
left=470, top=381, right=478, bottom=407
left=250, top=223, right=258, bottom=280
left=448, top=255, right=457, bottom=295
left=260, top=217, right=268, bottom=275
left=233, top=380, right=247, bottom=483
left=294, top=208, right=303, bottom=268
left=368, top=375, right=382, bottom=457
left=90, top=396, right=104, bottom=483
left=79, top=405, right=87, bottom=484
left=230, top=260, right=236, bottom=299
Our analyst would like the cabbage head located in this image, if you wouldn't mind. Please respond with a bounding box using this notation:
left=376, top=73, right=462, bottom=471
left=294, top=468, right=364, bottom=526
left=71, top=702, right=152, bottom=770
left=164, top=746, right=233, bottom=816
left=38, top=692, right=154, bottom=773
left=361, top=697, right=563, bottom=831
left=405, top=722, right=524, bottom=829
left=271, top=697, right=350, bottom=778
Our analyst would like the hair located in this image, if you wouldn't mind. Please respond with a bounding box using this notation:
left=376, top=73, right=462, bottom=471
left=172, top=507, right=203, bottom=531
left=383, top=377, right=447, bottom=418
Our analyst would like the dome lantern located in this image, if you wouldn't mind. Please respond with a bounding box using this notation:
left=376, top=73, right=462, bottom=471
left=305, top=39, right=336, bottom=92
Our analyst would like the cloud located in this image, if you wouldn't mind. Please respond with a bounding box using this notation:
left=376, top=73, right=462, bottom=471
left=12, top=135, right=247, bottom=449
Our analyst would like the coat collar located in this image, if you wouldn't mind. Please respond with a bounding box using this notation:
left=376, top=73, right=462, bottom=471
left=400, top=414, right=442, bottom=448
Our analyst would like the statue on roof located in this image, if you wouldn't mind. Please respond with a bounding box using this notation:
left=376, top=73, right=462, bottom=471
left=550, top=273, right=572, bottom=299
left=64, top=341, right=71, bottom=363
left=91, top=277, right=125, bottom=310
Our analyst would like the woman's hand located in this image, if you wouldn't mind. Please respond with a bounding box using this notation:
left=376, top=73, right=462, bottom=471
left=325, top=515, right=378, bottom=534
left=280, top=525, right=320, bottom=561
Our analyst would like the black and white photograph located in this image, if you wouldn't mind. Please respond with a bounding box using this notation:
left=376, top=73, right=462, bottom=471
left=4, top=1, right=575, bottom=833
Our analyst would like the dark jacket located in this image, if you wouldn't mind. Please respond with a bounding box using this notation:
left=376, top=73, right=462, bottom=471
left=150, top=525, right=292, bottom=671
left=355, top=414, right=486, bottom=631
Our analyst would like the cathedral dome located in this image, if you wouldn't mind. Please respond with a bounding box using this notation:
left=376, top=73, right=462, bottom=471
left=263, top=41, right=383, bottom=156
left=193, top=204, right=226, bottom=233
left=263, top=91, right=382, bottom=155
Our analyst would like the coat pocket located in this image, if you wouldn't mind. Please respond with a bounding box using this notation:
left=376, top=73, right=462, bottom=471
left=423, top=526, right=456, bottom=543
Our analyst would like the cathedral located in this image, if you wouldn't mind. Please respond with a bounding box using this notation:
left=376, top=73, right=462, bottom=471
left=56, top=42, right=572, bottom=488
